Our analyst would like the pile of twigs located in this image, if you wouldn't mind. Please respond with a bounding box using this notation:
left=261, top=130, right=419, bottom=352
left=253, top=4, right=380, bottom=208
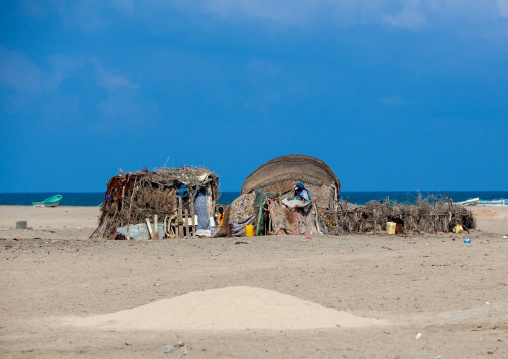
left=320, top=194, right=476, bottom=235
left=148, top=166, right=217, bottom=188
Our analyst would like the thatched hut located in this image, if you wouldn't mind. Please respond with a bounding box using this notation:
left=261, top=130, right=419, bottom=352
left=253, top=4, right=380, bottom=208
left=216, top=155, right=340, bottom=237
left=241, top=154, right=341, bottom=210
left=91, top=166, right=219, bottom=240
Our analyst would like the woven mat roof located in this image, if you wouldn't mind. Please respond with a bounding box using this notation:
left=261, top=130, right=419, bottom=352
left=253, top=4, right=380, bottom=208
left=241, top=154, right=340, bottom=194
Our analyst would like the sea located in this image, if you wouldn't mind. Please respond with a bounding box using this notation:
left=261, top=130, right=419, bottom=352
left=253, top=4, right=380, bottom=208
left=1, top=191, right=507, bottom=207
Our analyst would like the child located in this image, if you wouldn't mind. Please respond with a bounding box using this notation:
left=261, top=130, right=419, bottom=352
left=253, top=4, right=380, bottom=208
left=218, top=207, right=224, bottom=228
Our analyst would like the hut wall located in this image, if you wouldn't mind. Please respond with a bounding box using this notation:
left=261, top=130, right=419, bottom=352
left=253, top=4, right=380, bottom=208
left=305, top=183, right=338, bottom=210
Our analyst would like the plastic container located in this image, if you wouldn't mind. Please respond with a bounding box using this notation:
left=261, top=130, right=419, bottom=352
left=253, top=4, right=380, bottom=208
left=386, top=222, right=396, bottom=235
left=245, top=225, right=254, bottom=237
left=210, top=217, right=216, bottom=237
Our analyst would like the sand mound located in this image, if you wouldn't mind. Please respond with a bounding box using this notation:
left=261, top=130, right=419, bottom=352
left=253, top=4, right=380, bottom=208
left=69, top=286, right=384, bottom=330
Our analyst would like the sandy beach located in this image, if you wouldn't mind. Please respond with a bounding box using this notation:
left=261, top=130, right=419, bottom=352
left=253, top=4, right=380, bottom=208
left=1, top=205, right=507, bottom=358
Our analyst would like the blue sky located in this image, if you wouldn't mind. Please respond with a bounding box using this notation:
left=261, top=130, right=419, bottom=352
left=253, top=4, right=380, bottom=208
left=1, top=0, right=507, bottom=193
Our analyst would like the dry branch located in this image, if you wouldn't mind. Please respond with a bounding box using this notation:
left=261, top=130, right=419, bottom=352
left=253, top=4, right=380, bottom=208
left=319, top=194, right=475, bottom=235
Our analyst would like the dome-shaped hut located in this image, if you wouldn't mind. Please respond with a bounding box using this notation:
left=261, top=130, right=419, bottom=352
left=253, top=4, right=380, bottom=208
left=241, top=154, right=341, bottom=210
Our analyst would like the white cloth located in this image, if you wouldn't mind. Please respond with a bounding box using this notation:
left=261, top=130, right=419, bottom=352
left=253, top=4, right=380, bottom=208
left=281, top=198, right=312, bottom=209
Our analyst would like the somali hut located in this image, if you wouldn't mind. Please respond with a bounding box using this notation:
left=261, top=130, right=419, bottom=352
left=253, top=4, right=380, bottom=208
left=91, top=166, right=219, bottom=240
left=219, top=155, right=340, bottom=237
left=241, top=154, right=341, bottom=210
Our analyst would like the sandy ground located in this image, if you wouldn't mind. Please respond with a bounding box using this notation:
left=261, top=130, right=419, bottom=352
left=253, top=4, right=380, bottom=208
left=0, top=205, right=507, bottom=358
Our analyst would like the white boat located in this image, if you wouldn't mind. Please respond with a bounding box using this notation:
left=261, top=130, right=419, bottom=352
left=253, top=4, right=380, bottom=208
left=476, top=198, right=508, bottom=207
left=456, top=197, right=479, bottom=206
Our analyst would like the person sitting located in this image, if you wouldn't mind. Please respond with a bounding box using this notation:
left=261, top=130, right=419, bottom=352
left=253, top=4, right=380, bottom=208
left=217, top=207, right=224, bottom=228
left=294, top=182, right=311, bottom=201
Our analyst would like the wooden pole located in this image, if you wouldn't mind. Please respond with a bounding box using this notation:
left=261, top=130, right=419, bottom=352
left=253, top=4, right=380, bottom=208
left=184, top=209, right=189, bottom=238
left=268, top=209, right=272, bottom=235
left=189, top=192, right=196, bottom=237
left=168, top=215, right=176, bottom=238
left=177, top=196, right=183, bottom=238
left=355, top=213, right=359, bottom=234
left=164, top=215, right=169, bottom=237
left=446, top=192, right=454, bottom=208
left=154, top=215, right=159, bottom=239
left=335, top=211, right=339, bottom=234
left=125, top=177, right=138, bottom=241
left=190, top=204, right=195, bottom=237
left=145, top=218, right=154, bottom=240
left=373, top=209, right=377, bottom=235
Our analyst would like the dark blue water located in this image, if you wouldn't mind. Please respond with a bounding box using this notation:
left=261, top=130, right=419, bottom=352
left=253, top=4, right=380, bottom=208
left=0, top=193, right=105, bottom=207
left=339, top=191, right=508, bottom=205
left=1, top=191, right=506, bottom=207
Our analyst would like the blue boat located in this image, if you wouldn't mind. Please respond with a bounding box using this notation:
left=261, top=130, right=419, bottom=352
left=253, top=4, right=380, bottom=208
left=32, top=195, right=63, bottom=207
